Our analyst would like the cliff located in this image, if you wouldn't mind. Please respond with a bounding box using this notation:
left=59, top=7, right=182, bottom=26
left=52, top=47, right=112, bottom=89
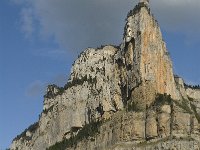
left=10, top=0, right=200, bottom=150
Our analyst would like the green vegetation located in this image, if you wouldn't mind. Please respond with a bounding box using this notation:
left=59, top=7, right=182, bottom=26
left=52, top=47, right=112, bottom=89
left=153, top=94, right=200, bottom=123
left=64, top=76, right=97, bottom=90
left=126, top=94, right=173, bottom=112
left=44, top=85, right=65, bottom=99
left=44, top=76, right=98, bottom=99
left=64, top=75, right=87, bottom=89
left=126, top=93, right=199, bottom=120
left=165, top=52, right=170, bottom=56
left=190, top=103, right=200, bottom=123
left=137, top=137, right=169, bottom=148
left=137, top=136, right=195, bottom=148
left=127, top=2, right=149, bottom=18
left=56, top=87, right=65, bottom=95
left=96, top=103, right=104, bottom=117
left=13, top=122, right=39, bottom=141
left=126, top=100, right=143, bottom=112
left=173, top=98, right=192, bottom=114
left=43, top=105, right=54, bottom=114
left=153, top=93, right=172, bottom=107
left=47, top=120, right=102, bottom=150
left=153, top=94, right=193, bottom=114
left=184, top=83, right=200, bottom=90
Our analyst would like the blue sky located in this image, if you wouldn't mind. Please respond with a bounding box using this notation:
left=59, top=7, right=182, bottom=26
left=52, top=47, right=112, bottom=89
left=0, top=0, right=200, bottom=149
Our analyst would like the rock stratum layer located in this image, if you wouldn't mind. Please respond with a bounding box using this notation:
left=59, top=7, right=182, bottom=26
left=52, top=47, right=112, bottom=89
left=11, top=0, right=200, bottom=150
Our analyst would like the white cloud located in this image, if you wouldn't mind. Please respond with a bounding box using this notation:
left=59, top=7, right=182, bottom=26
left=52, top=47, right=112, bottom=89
left=32, top=48, right=70, bottom=60
left=12, top=0, right=134, bottom=51
left=26, top=74, right=67, bottom=97
left=12, top=0, right=200, bottom=52
left=11, top=0, right=26, bottom=4
left=26, top=80, right=45, bottom=97
left=50, top=74, right=67, bottom=87
left=20, top=7, right=35, bottom=38
left=152, top=0, right=200, bottom=33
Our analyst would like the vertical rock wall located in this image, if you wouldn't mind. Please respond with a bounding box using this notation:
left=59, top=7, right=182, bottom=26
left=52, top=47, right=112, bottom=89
left=10, top=1, right=200, bottom=150
left=122, top=2, right=179, bottom=108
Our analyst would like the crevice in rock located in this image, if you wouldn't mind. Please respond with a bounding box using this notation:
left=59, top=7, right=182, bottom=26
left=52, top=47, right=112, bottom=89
left=170, top=101, right=174, bottom=139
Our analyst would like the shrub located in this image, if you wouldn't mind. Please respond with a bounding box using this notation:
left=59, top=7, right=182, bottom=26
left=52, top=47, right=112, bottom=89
left=184, top=83, right=200, bottom=90
left=127, top=2, right=149, bottom=18
left=47, top=121, right=102, bottom=150
left=190, top=103, right=200, bottom=123
left=64, top=75, right=97, bottom=90
left=153, top=93, right=172, bottom=107
left=44, top=85, right=66, bottom=99
left=173, top=99, right=192, bottom=114
left=13, top=122, right=39, bottom=141
left=43, top=105, right=54, bottom=114
left=126, top=100, right=143, bottom=112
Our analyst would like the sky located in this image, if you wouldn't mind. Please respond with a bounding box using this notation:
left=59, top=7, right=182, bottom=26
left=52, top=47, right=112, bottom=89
left=0, top=0, right=200, bottom=149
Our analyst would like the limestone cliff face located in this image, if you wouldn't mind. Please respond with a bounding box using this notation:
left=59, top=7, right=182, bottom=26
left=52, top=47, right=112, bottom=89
left=121, top=1, right=179, bottom=109
left=10, top=1, right=200, bottom=150
left=11, top=45, right=124, bottom=150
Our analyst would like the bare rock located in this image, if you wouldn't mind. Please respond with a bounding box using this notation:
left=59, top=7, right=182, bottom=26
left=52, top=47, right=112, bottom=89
left=10, top=1, right=200, bottom=150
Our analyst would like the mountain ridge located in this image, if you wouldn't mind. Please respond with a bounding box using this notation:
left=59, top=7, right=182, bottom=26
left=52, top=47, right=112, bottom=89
left=10, top=1, right=200, bottom=150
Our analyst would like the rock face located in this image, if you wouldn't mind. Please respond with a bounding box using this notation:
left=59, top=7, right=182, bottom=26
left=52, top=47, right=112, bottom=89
left=10, top=1, right=200, bottom=150
left=11, top=46, right=123, bottom=150
left=121, top=0, right=179, bottom=109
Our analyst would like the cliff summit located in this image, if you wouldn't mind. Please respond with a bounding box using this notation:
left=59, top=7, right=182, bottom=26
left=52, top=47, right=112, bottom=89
left=11, top=1, right=200, bottom=150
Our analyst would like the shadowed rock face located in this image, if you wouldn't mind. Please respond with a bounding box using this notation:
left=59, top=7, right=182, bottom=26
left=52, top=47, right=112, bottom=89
left=10, top=1, right=200, bottom=150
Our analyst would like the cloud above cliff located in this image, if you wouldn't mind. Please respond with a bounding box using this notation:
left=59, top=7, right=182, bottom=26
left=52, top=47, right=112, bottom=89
left=26, top=74, right=67, bottom=97
left=26, top=80, right=45, bottom=97
left=152, top=0, right=200, bottom=34
left=12, top=0, right=200, bottom=52
left=12, top=0, right=134, bottom=52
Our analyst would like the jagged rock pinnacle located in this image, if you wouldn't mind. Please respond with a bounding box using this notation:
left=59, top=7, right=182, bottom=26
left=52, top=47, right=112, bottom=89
left=10, top=1, right=200, bottom=150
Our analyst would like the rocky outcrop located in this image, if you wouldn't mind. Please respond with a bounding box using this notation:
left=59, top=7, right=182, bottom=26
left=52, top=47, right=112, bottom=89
left=60, top=101, right=200, bottom=150
left=10, top=0, right=200, bottom=150
left=11, top=45, right=124, bottom=150
left=121, top=0, right=180, bottom=109
left=186, top=87, right=200, bottom=100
